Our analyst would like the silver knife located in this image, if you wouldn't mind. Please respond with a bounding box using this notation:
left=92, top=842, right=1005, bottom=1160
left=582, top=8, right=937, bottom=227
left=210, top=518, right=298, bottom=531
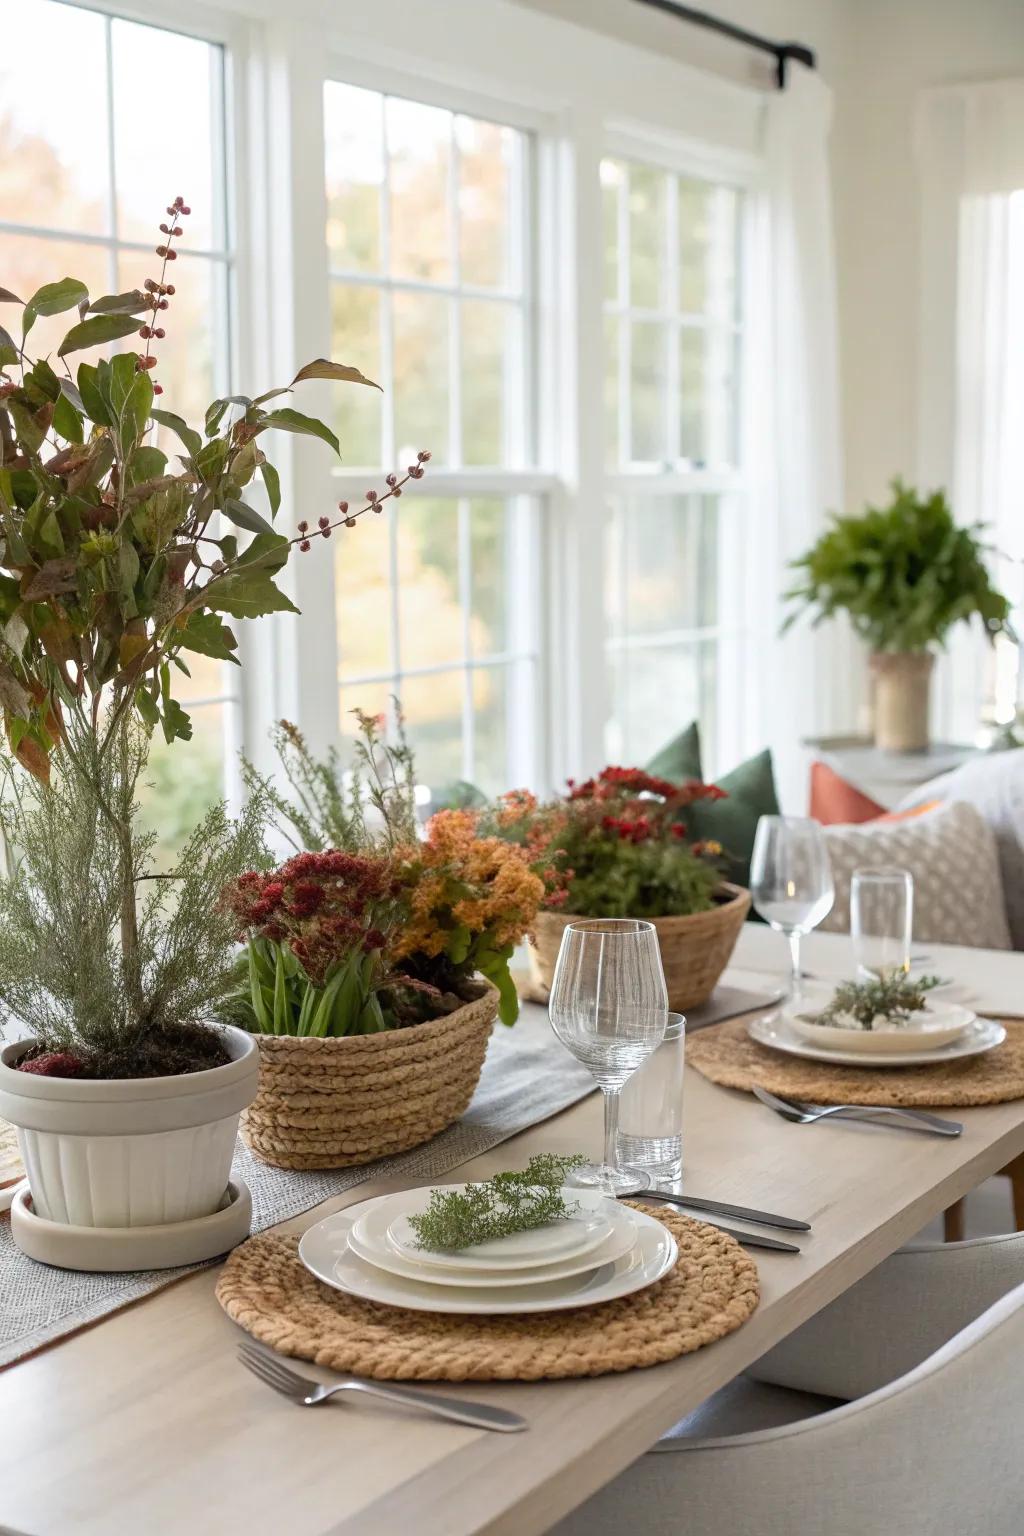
left=698, top=1220, right=801, bottom=1254
left=631, top=1189, right=810, bottom=1232
left=625, top=1197, right=801, bottom=1253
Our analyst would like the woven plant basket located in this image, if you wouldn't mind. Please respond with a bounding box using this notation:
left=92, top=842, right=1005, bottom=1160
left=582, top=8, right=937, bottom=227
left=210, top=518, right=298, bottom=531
left=240, top=984, right=498, bottom=1171
left=526, top=884, right=751, bottom=1012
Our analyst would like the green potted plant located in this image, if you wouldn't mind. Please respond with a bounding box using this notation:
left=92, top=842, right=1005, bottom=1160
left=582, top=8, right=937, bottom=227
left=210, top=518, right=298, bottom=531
left=785, top=479, right=1016, bottom=751
left=223, top=713, right=551, bottom=1170
left=0, top=198, right=421, bottom=1267
left=485, top=768, right=750, bottom=1011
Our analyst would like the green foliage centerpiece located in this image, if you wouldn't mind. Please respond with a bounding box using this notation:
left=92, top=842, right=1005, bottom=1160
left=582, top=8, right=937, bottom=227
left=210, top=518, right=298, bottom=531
left=0, top=196, right=423, bottom=1082
left=784, top=479, right=1015, bottom=750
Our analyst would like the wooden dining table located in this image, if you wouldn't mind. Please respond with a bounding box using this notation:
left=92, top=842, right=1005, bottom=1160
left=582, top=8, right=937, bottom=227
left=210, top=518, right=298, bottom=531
left=2, top=930, right=1024, bottom=1536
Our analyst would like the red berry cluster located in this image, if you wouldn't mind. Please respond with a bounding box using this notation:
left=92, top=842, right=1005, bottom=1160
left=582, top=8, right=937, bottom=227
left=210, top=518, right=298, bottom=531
left=294, top=451, right=432, bottom=552
left=136, top=195, right=190, bottom=396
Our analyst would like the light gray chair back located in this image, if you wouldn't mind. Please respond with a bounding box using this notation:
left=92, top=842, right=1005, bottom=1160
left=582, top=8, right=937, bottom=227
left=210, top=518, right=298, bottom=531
left=751, top=1230, right=1024, bottom=1399
left=552, top=1275, right=1024, bottom=1536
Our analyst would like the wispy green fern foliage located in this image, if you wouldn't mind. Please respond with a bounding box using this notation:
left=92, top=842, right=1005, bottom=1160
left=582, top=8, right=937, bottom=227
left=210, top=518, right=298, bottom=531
left=242, top=711, right=418, bottom=854
left=0, top=719, right=268, bottom=1073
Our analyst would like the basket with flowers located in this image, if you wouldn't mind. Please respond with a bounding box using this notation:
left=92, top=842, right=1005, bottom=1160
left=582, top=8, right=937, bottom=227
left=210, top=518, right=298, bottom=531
left=485, top=767, right=751, bottom=1012
left=220, top=713, right=550, bottom=1169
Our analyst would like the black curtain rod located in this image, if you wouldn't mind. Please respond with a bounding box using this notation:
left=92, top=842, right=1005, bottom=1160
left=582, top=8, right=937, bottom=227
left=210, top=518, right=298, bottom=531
left=631, top=0, right=815, bottom=89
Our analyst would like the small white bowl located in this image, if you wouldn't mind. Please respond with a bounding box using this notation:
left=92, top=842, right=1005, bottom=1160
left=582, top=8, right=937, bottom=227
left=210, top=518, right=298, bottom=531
left=784, top=986, right=975, bottom=1054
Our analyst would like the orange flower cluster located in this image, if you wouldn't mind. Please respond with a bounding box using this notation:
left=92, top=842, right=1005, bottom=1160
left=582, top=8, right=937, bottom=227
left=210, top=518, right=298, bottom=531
left=393, top=810, right=547, bottom=961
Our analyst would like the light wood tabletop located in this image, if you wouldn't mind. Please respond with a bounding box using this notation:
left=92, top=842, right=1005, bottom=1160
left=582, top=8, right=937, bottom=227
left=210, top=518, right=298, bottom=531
left=2, top=933, right=1023, bottom=1536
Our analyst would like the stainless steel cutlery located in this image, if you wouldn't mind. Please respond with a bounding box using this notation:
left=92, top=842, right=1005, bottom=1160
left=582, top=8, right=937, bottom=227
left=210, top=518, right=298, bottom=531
left=753, top=1085, right=963, bottom=1137
left=237, top=1338, right=527, bottom=1431
left=629, top=1189, right=810, bottom=1232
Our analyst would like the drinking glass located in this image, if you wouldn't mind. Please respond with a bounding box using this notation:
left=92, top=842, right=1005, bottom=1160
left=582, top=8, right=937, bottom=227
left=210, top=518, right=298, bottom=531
left=548, top=918, right=669, bottom=1195
left=618, top=1012, right=685, bottom=1187
left=852, top=866, right=913, bottom=981
left=750, top=816, right=835, bottom=998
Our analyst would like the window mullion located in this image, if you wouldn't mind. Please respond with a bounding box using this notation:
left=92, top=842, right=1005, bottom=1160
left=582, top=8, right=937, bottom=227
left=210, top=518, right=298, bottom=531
left=380, top=104, right=395, bottom=469
left=665, top=172, right=681, bottom=465
left=618, top=163, right=631, bottom=467
left=448, top=114, right=463, bottom=470
left=458, top=497, right=475, bottom=782
left=103, top=15, right=118, bottom=292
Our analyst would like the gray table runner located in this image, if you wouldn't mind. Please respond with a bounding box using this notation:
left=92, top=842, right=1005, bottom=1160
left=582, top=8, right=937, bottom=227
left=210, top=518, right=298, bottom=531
left=0, top=1005, right=594, bottom=1370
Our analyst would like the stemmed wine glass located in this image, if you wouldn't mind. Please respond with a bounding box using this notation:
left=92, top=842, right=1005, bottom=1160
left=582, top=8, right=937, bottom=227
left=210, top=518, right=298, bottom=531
left=548, top=918, right=668, bottom=1195
left=750, top=816, right=835, bottom=999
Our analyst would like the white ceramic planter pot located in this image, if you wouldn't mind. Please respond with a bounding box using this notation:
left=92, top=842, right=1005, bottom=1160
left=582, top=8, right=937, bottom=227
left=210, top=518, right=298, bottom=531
left=0, top=1026, right=258, bottom=1228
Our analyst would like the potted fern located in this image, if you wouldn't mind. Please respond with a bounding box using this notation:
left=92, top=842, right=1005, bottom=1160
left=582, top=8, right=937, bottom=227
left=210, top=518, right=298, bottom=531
left=785, top=479, right=1015, bottom=751
left=0, top=199, right=420, bottom=1267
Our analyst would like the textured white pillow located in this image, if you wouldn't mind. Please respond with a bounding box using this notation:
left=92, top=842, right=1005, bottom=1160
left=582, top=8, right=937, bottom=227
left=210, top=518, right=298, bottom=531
left=819, top=801, right=1011, bottom=951
left=898, top=750, right=1024, bottom=950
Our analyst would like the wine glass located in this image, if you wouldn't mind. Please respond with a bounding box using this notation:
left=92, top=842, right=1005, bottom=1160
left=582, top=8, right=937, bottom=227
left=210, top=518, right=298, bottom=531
left=852, top=866, right=913, bottom=981
left=750, top=816, right=834, bottom=998
left=548, top=918, right=669, bottom=1195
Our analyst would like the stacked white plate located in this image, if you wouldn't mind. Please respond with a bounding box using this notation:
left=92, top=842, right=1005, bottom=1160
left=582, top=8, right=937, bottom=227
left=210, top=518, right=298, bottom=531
left=298, top=1184, right=678, bottom=1314
left=748, top=982, right=1005, bottom=1068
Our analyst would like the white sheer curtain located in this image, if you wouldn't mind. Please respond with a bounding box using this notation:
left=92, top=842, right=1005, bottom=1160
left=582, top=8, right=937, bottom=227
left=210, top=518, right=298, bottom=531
left=745, top=63, right=852, bottom=812
left=917, top=81, right=1024, bottom=743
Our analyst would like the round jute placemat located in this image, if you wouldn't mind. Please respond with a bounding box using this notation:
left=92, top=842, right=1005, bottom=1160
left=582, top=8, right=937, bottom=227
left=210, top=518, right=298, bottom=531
left=687, top=1018, right=1024, bottom=1108
left=215, top=1205, right=759, bottom=1382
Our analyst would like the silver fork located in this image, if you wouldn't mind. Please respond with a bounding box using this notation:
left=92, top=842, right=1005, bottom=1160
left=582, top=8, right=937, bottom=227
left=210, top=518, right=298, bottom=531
left=237, top=1339, right=526, bottom=1432
left=752, top=1085, right=964, bottom=1137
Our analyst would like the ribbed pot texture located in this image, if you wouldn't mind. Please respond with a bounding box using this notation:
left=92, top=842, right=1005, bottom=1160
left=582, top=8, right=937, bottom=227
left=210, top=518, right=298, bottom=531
left=241, top=985, right=499, bottom=1171
left=870, top=650, right=934, bottom=752
left=0, top=1025, right=258, bottom=1228
left=527, top=884, right=752, bottom=1012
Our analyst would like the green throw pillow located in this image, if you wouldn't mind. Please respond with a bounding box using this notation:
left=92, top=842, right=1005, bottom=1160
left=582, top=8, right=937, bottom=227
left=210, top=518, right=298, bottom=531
left=644, top=720, right=703, bottom=783
left=646, top=725, right=780, bottom=894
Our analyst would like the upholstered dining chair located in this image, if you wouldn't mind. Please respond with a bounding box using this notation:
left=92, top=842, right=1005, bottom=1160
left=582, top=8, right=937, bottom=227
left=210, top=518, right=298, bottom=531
left=550, top=1234, right=1024, bottom=1536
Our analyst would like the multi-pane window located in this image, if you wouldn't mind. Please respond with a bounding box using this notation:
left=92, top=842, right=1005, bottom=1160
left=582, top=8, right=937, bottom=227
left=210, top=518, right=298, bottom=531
left=0, top=0, right=234, bottom=855
left=324, top=83, right=538, bottom=793
left=602, top=155, right=744, bottom=771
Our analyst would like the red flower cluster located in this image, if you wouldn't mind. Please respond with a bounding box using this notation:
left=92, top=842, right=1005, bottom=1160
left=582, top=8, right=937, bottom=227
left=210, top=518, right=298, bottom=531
left=224, top=850, right=402, bottom=984
left=568, top=766, right=726, bottom=809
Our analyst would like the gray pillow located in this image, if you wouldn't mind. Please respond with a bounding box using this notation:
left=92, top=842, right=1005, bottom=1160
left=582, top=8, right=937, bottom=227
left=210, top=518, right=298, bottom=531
left=899, top=750, right=1024, bottom=949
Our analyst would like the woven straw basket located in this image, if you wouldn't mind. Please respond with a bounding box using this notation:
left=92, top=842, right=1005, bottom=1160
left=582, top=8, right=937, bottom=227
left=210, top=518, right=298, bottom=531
left=526, top=884, right=751, bottom=1012
left=241, top=985, right=498, bottom=1171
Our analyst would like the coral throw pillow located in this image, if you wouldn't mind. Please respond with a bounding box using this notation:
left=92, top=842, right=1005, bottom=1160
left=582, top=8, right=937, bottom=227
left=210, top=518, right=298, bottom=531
left=810, top=761, right=886, bottom=824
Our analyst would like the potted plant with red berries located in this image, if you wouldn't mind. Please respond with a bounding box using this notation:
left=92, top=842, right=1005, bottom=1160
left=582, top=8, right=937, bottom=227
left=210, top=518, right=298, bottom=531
left=0, top=198, right=426, bottom=1268
left=221, top=712, right=551, bottom=1170
left=486, top=769, right=750, bottom=1011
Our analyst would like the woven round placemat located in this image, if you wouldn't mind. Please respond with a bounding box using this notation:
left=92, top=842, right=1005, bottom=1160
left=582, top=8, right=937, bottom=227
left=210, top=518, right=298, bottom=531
left=215, top=1205, right=759, bottom=1382
left=687, top=1017, right=1024, bottom=1107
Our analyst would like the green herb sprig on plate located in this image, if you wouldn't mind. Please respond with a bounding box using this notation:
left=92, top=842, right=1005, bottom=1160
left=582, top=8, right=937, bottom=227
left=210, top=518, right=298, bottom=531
left=408, top=1154, right=586, bottom=1252
left=808, top=973, right=945, bottom=1032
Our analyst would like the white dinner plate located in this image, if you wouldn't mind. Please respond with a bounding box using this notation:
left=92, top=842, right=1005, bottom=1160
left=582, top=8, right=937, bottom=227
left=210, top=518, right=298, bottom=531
left=348, top=1200, right=640, bottom=1289
left=783, top=987, right=976, bottom=1054
left=749, top=1011, right=1006, bottom=1068
left=299, top=1200, right=677, bottom=1314
left=353, top=1184, right=612, bottom=1272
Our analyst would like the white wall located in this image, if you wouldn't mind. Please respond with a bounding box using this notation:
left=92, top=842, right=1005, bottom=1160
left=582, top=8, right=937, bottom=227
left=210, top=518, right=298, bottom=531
left=514, top=0, right=1024, bottom=513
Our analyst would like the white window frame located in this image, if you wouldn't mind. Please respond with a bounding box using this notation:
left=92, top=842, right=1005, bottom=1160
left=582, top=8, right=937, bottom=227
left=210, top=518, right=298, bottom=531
left=599, top=125, right=758, bottom=776
left=53, top=0, right=768, bottom=798
left=9, top=0, right=249, bottom=797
